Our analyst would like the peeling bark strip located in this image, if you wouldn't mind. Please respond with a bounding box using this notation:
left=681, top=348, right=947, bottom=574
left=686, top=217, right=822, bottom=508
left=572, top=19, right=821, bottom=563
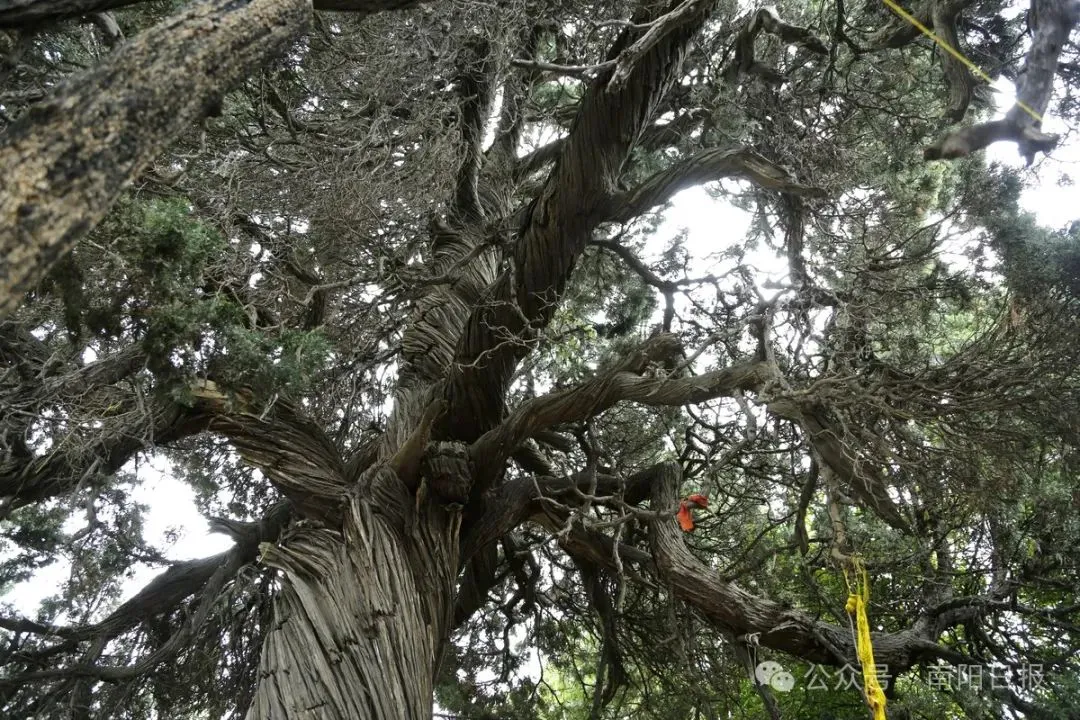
left=0, top=0, right=311, bottom=320
left=189, top=381, right=347, bottom=520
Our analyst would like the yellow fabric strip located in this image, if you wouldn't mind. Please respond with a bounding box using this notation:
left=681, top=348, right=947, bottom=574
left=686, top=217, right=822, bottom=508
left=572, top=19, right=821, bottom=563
left=845, top=560, right=887, bottom=720
left=880, top=0, right=1043, bottom=123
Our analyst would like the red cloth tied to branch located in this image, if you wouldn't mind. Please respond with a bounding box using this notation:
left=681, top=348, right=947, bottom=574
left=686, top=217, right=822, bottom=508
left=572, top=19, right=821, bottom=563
left=677, top=494, right=708, bottom=532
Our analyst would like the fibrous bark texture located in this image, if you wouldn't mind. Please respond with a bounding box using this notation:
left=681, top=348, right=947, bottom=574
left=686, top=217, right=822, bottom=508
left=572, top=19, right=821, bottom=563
left=249, top=494, right=459, bottom=720
left=439, top=0, right=715, bottom=443
left=0, top=0, right=310, bottom=319
left=5, top=0, right=1077, bottom=717
left=0, top=0, right=421, bottom=28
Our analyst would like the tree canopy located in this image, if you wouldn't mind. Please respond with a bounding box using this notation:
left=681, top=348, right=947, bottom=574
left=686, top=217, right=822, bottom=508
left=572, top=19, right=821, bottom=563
left=1, top=0, right=1079, bottom=718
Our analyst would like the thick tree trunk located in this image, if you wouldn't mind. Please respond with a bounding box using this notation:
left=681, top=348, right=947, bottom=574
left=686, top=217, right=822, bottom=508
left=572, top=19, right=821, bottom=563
left=0, top=0, right=310, bottom=319
left=0, top=0, right=423, bottom=28
left=248, top=492, right=459, bottom=720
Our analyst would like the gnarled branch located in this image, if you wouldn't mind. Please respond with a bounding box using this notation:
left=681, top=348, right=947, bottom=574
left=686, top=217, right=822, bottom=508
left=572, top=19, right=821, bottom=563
left=470, top=334, right=774, bottom=484
left=0, top=394, right=205, bottom=517
left=924, top=0, right=1080, bottom=163
left=439, top=0, right=720, bottom=447
left=0, top=501, right=289, bottom=684
left=189, top=381, right=346, bottom=520
left=722, top=6, right=827, bottom=83
left=932, top=0, right=976, bottom=121
left=602, top=146, right=824, bottom=225
left=645, top=461, right=968, bottom=670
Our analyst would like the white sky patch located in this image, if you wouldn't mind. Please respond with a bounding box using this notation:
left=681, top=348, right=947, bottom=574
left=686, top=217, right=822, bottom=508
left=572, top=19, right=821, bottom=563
left=985, top=78, right=1080, bottom=228
left=1, top=549, right=71, bottom=620
left=129, top=458, right=234, bottom=562
left=117, top=459, right=234, bottom=607
left=2, top=458, right=234, bottom=617
left=648, top=184, right=755, bottom=262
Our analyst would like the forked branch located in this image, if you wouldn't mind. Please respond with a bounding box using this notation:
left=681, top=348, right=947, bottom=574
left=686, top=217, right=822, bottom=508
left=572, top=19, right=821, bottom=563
left=925, top=0, right=1080, bottom=163
left=440, top=0, right=720, bottom=445
left=722, top=6, right=828, bottom=83
left=469, top=334, right=775, bottom=483
left=0, top=501, right=288, bottom=685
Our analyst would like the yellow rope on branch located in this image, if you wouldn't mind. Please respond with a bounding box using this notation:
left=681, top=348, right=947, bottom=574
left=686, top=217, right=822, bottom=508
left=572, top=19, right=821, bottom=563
left=880, top=0, right=1043, bottom=123
left=844, top=557, right=887, bottom=720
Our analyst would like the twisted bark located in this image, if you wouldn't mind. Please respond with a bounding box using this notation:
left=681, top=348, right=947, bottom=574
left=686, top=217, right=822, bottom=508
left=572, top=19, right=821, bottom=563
left=440, top=0, right=719, bottom=444
left=248, top=494, right=460, bottom=720
left=924, top=0, right=1080, bottom=162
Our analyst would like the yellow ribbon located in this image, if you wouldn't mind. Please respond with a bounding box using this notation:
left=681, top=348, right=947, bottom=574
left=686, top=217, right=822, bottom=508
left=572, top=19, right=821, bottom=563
left=844, top=558, right=887, bottom=720
left=881, top=0, right=1043, bottom=123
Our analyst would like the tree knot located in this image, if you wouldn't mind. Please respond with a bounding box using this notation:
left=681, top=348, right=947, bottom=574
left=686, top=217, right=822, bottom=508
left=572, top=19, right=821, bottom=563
left=421, top=440, right=473, bottom=505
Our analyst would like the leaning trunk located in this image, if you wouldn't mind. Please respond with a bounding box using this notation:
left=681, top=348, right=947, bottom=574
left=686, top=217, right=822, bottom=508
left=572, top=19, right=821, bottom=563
left=248, top=494, right=460, bottom=719
left=0, top=0, right=310, bottom=319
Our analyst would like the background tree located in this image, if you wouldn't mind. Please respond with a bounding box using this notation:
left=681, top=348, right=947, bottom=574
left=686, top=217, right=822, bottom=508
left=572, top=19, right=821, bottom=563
left=1, top=0, right=1079, bottom=718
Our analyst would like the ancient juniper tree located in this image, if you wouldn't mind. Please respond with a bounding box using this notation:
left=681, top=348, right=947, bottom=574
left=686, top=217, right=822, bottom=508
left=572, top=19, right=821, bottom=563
left=2, top=0, right=1080, bottom=718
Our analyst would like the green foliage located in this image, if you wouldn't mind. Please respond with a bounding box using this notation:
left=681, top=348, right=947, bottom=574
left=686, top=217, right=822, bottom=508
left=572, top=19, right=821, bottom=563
left=4, top=0, right=1080, bottom=718
left=0, top=502, right=67, bottom=595
left=54, top=196, right=333, bottom=397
